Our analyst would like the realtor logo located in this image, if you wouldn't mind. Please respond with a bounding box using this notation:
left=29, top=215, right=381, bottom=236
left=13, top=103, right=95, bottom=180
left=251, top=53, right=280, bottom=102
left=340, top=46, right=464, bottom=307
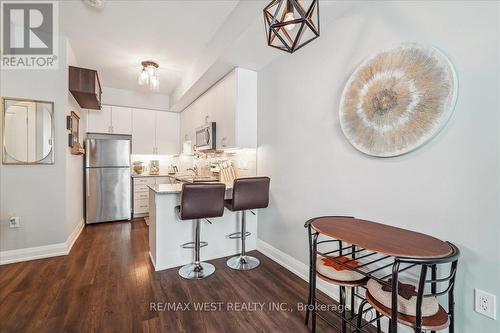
left=1, top=1, right=59, bottom=69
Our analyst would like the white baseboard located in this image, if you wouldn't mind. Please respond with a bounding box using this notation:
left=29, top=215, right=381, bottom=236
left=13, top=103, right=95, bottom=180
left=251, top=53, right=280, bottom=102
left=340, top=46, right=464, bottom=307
left=256, top=238, right=340, bottom=301
left=149, top=251, right=156, bottom=270
left=0, top=219, right=85, bottom=265
left=66, top=219, right=85, bottom=252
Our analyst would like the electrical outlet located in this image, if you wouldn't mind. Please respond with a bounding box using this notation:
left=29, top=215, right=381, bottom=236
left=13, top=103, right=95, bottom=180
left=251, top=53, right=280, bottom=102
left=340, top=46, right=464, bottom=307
left=9, top=216, right=20, bottom=228
left=475, top=288, right=497, bottom=320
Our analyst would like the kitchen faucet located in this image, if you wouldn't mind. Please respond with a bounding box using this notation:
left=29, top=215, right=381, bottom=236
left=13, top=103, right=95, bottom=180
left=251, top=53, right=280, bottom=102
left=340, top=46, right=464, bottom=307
left=187, top=166, right=198, bottom=176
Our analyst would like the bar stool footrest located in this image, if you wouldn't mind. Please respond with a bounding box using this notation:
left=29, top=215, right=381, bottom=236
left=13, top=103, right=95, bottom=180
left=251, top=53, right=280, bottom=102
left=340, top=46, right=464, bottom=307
left=181, top=241, right=208, bottom=249
left=227, top=231, right=251, bottom=239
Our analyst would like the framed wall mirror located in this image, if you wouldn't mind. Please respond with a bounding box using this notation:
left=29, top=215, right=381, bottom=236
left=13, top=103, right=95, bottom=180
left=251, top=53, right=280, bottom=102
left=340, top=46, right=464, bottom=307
left=2, top=97, right=55, bottom=165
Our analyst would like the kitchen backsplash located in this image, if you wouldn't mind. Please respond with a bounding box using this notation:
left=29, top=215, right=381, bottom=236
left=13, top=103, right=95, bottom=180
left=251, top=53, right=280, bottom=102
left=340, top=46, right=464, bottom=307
left=131, top=148, right=257, bottom=178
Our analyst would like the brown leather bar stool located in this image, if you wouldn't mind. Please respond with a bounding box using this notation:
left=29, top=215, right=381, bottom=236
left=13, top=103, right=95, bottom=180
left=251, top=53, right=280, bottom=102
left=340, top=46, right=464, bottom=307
left=225, top=177, right=270, bottom=270
left=176, top=183, right=226, bottom=279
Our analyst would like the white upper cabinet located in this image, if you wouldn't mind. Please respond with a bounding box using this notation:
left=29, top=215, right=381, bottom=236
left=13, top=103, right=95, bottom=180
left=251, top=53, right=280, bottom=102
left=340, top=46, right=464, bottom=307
left=132, top=108, right=156, bottom=154
left=87, top=105, right=132, bottom=134
left=180, top=106, right=191, bottom=144
left=88, top=105, right=179, bottom=155
left=156, top=111, right=179, bottom=155
left=179, top=68, right=257, bottom=150
left=111, top=106, right=132, bottom=135
left=204, top=86, right=216, bottom=124
left=232, top=68, right=257, bottom=149
left=132, top=109, right=180, bottom=155
left=216, top=71, right=236, bottom=149
left=87, top=105, right=112, bottom=133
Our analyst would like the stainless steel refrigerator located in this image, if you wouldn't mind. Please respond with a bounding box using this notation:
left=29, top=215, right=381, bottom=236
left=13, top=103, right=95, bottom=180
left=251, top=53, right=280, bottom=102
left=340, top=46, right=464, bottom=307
left=85, top=133, right=131, bottom=224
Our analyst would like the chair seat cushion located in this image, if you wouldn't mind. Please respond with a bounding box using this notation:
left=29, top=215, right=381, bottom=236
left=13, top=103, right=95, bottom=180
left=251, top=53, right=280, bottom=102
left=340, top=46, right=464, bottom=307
left=366, top=279, right=439, bottom=317
left=316, top=255, right=366, bottom=282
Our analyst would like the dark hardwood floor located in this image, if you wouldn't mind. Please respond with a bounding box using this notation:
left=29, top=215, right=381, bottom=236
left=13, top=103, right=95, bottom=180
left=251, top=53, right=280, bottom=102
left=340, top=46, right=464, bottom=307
left=0, top=220, right=372, bottom=333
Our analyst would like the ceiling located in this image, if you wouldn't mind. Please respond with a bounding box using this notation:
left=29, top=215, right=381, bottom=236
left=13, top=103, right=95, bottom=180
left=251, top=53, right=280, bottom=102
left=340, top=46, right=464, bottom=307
left=60, top=1, right=239, bottom=95
left=60, top=1, right=346, bottom=111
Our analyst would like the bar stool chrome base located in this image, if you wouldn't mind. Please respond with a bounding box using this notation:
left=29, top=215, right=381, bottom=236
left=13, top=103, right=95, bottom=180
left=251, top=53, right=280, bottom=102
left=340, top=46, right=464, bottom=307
left=227, top=255, right=260, bottom=271
left=178, top=262, right=215, bottom=280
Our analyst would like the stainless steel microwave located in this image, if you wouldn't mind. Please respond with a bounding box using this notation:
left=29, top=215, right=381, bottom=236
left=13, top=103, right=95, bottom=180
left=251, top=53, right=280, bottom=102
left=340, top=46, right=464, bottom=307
left=195, top=122, right=216, bottom=150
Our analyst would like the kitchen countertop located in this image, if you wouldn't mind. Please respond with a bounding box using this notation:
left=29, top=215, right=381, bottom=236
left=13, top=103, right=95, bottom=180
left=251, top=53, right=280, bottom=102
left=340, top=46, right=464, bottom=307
left=131, top=174, right=175, bottom=178
left=148, top=182, right=233, bottom=194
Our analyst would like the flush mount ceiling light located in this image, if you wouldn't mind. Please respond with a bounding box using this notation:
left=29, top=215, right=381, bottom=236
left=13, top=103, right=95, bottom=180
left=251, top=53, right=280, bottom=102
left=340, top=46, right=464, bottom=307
left=83, top=0, right=105, bottom=9
left=138, top=61, right=160, bottom=91
left=263, top=0, right=320, bottom=53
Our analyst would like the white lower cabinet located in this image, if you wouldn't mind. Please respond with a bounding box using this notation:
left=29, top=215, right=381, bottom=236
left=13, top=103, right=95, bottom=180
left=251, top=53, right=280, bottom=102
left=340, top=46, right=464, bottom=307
left=133, top=176, right=171, bottom=217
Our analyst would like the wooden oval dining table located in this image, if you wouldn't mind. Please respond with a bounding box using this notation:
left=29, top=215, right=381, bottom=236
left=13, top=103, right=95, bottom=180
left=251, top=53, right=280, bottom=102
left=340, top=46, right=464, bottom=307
left=309, top=216, right=453, bottom=259
left=305, top=216, right=456, bottom=333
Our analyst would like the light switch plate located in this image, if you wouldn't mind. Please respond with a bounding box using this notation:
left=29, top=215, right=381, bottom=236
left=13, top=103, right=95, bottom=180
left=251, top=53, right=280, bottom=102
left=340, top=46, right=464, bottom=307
left=475, top=288, right=497, bottom=320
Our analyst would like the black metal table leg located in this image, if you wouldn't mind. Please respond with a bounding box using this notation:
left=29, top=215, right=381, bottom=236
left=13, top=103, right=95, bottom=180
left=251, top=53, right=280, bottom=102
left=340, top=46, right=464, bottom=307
left=305, top=224, right=313, bottom=325
left=390, top=260, right=400, bottom=333
left=311, top=233, right=319, bottom=333
left=340, top=286, right=347, bottom=333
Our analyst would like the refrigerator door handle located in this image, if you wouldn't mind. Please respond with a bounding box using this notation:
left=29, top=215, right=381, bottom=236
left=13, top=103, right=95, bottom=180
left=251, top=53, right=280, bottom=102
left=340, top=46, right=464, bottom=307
left=86, top=172, right=90, bottom=197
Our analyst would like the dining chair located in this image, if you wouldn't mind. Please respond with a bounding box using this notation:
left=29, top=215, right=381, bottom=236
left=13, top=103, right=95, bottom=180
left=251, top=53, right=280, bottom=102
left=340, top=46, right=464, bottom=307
left=362, top=242, right=460, bottom=333
left=305, top=216, right=381, bottom=333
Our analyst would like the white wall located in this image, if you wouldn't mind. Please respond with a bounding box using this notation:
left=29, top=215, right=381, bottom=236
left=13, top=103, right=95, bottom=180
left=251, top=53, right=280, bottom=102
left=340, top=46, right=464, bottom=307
left=101, top=86, right=170, bottom=111
left=257, top=1, right=499, bottom=332
left=65, top=40, right=86, bottom=239
left=0, top=37, right=86, bottom=256
left=0, top=38, right=68, bottom=251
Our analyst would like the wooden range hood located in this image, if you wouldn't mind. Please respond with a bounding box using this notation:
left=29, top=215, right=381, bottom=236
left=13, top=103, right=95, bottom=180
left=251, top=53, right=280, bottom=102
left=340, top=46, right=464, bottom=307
left=69, top=66, right=102, bottom=110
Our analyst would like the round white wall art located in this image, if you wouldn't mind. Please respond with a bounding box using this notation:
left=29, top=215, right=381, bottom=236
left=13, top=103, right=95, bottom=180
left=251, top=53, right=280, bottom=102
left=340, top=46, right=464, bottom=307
left=339, top=43, right=458, bottom=157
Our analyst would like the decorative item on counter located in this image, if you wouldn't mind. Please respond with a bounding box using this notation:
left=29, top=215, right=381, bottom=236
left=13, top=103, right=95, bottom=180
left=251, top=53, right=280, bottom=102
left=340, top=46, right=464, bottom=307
left=218, top=160, right=236, bottom=184
left=133, top=161, right=145, bottom=175
left=149, top=160, right=160, bottom=175
left=167, top=164, right=178, bottom=175
left=339, top=43, right=458, bottom=157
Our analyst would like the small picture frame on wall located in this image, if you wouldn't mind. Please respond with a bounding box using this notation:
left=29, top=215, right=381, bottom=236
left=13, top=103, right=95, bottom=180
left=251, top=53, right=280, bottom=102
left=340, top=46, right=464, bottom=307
left=68, top=111, right=84, bottom=155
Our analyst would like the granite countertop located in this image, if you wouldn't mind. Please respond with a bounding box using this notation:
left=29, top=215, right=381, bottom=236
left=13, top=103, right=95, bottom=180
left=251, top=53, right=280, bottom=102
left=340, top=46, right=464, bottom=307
left=131, top=173, right=176, bottom=178
left=148, top=182, right=233, bottom=194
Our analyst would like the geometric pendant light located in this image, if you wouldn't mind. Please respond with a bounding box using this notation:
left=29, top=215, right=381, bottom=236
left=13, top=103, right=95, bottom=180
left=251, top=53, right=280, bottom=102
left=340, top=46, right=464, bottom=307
left=263, top=0, right=320, bottom=53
